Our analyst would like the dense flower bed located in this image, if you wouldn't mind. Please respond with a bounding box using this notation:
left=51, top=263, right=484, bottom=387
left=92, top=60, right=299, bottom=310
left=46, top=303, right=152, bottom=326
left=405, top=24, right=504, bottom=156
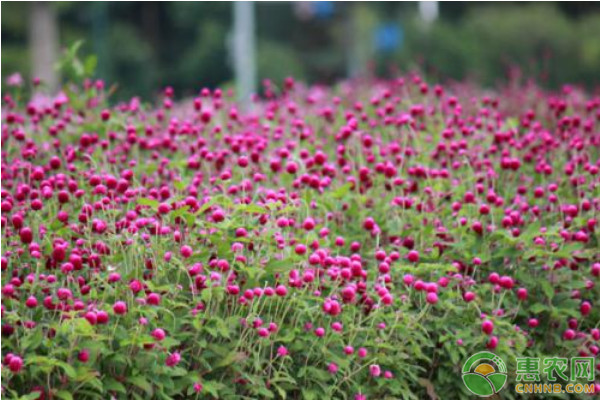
left=1, top=75, right=599, bottom=399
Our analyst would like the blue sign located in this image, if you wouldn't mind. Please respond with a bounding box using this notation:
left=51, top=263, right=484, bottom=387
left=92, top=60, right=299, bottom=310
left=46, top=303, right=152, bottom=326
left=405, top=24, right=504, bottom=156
left=312, top=1, right=334, bottom=19
left=374, top=23, right=404, bottom=53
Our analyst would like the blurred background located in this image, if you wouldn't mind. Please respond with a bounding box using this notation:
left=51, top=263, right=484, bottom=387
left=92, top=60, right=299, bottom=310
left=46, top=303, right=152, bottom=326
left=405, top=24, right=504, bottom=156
left=2, top=1, right=600, bottom=100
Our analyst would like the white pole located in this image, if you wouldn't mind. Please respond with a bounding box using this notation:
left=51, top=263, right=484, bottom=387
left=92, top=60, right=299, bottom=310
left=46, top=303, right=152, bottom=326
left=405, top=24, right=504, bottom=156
left=419, top=1, right=439, bottom=26
left=30, top=2, right=59, bottom=92
left=233, top=2, right=256, bottom=110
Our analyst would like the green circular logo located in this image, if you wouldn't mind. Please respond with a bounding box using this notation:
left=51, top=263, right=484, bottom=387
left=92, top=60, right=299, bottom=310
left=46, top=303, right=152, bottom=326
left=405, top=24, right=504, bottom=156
left=462, top=352, right=508, bottom=397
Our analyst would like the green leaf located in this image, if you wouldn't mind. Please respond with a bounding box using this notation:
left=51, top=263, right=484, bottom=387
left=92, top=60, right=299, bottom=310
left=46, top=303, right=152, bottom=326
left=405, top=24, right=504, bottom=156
left=201, top=288, right=212, bottom=303
left=18, top=393, right=42, bottom=400
left=57, top=361, right=77, bottom=379
left=520, top=220, right=541, bottom=242
left=58, top=317, right=94, bottom=337
left=22, top=328, right=44, bottom=351
left=173, top=180, right=187, bottom=191
left=330, top=183, right=352, bottom=199
left=128, top=375, right=154, bottom=396
left=196, top=195, right=232, bottom=215
left=84, top=55, right=97, bottom=76
left=202, top=380, right=225, bottom=397
left=104, top=378, right=127, bottom=394
left=540, top=280, right=554, bottom=300
left=215, top=351, right=246, bottom=368
left=264, top=258, right=295, bottom=277
left=529, top=303, right=547, bottom=314
left=170, top=206, right=191, bottom=219
left=167, top=367, right=188, bottom=377
left=54, top=391, right=74, bottom=400
left=137, top=197, right=159, bottom=209
left=554, top=242, right=584, bottom=258
left=302, top=389, right=318, bottom=400
left=257, top=387, right=275, bottom=398
left=396, top=263, right=457, bottom=274
left=272, top=384, right=287, bottom=399
left=235, top=204, right=267, bottom=214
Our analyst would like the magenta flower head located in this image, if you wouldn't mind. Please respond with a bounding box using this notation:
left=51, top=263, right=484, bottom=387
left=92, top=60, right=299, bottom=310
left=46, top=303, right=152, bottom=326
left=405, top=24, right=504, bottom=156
left=165, top=352, right=181, bottom=367
left=108, top=272, right=121, bottom=283
left=275, top=285, right=288, bottom=297
left=147, top=292, right=161, bottom=305
left=257, top=327, right=269, bottom=338
left=6, top=72, right=23, bottom=87
left=487, top=336, right=499, bottom=349
left=328, top=362, right=339, bottom=374
left=358, top=347, right=368, bottom=358
left=180, top=245, right=193, bottom=258
left=277, top=346, right=289, bottom=357
left=152, top=328, right=166, bottom=341
left=369, top=364, right=381, bottom=377
left=463, top=291, right=475, bottom=302
left=481, top=319, right=494, bottom=335
left=113, top=301, right=127, bottom=315
left=97, top=310, right=109, bottom=324
left=25, top=296, right=38, bottom=308
left=78, top=349, right=90, bottom=363
left=7, top=355, right=24, bottom=373
left=407, top=250, right=419, bottom=263
left=130, top=280, right=143, bottom=293
left=426, top=292, right=438, bottom=305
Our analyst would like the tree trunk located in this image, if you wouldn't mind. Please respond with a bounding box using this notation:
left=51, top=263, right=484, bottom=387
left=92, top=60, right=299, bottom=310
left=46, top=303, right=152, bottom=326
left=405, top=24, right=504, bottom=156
left=30, top=2, right=59, bottom=92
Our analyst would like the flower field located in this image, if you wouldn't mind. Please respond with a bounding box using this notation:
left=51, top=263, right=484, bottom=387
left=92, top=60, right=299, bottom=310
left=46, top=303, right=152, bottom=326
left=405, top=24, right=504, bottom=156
left=1, top=75, right=599, bottom=399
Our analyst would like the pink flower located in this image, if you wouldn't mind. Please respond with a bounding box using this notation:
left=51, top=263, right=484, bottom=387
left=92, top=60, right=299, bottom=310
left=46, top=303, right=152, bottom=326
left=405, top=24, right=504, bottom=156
left=130, top=280, right=143, bottom=293
left=78, top=349, right=90, bottom=363
left=152, top=328, right=166, bottom=341
left=147, top=292, right=161, bottom=305
left=358, top=347, right=368, bottom=358
left=407, top=250, right=419, bottom=263
left=8, top=355, right=23, bottom=373
left=165, top=352, right=181, bottom=367
left=328, top=362, right=339, bottom=374
left=369, top=364, right=381, bottom=377
left=426, top=292, right=438, bottom=305
left=481, top=320, right=494, bottom=335
left=108, top=272, right=121, bottom=283
left=6, top=73, right=23, bottom=87
left=180, top=245, right=193, bottom=258
left=275, top=285, right=288, bottom=296
left=277, top=346, right=289, bottom=357
left=113, top=301, right=127, bottom=315
left=257, top=328, right=269, bottom=337
left=193, top=382, right=203, bottom=393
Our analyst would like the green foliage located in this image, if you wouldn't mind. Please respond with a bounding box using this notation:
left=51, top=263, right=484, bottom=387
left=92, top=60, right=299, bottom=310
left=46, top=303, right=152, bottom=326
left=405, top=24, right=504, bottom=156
left=4, top=3, right=599, bottom=100
left=258, top=39, right=307, bottom=83
left=2, top=20, right=599, bottom=398
left=398, top=4, right=600, bottom=88
left=55, top=40, right=97, bottom=83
